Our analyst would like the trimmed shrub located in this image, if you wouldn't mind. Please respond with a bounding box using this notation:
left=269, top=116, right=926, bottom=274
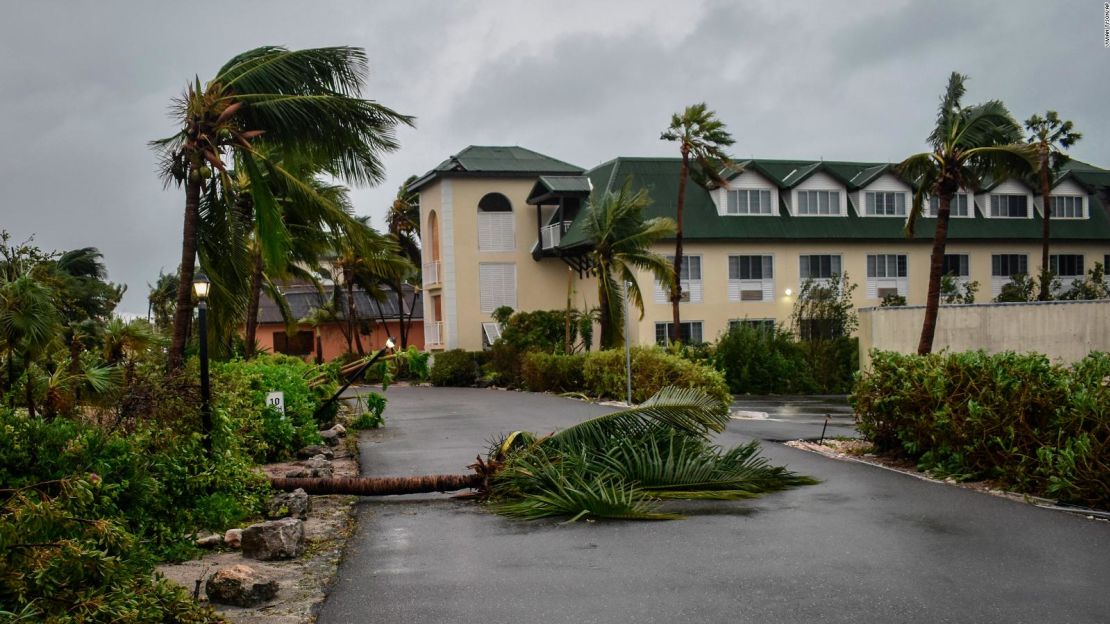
left=582, top=347, right=731, bottom=412
left=520, top=352, right=586, bottom=393
left=853, top=350, right=1110, bottom=507
left=714, top=324, right=816, bottom=394
left=430, top=350, right=481, bottom=387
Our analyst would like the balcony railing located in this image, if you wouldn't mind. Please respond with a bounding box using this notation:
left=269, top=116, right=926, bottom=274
left=540, top=221, right=573, bottom=250
left=425, top=321, right=443, bottom=346
left=423, top=260, right=441, bottom=287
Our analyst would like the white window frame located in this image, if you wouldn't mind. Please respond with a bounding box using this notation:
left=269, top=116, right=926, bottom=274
left=655, top=255, right=703, bottom=304
left=796, top=190, right=842, bottom=216
left=928, top=193, right=972, bottom=218
left=942, top=253, right=971, bottom=286
left=725, top=188, right=774, bottom=216
left=864, top=191, right=907, bottom=217
left=478, top=263, right=516, bottom=313
left=991, top=253, right=1029, bottom=296
left=481, top=322, right=503, bottom=348
left=1049, top=195, right=1085, bottom=219
left=799, top=254, right=843, bottom=287
left=865, top=254, right=908, bottom=299
left=989, top=194, right=1030, bottom=219
left=1049, top=253, right=1085, bottom=294
left=477, top=211, right=515, bottom=252
left=655, top=321, right=704, bottom=346
left=728, top=254, right=774, bottom=302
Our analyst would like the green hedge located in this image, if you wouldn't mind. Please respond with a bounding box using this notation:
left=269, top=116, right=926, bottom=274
left=713, top=324, right=857, bottom=394
left=853, top=350, right=1110, bottom=508
left=430, top=349, right=482, bottom=387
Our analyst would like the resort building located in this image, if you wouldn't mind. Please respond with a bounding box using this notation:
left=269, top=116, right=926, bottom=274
left=411, top=146, right=1110, bottom=351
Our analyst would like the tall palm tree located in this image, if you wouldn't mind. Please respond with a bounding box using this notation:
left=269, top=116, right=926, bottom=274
left=660, top=103, right=735, bottom=344
left=581, top=181, right=675, bottom=348
left=384, top=175, right=422, bottom=348
left=899, top=72, right=1036, bottom=354
left=152, top=46, right=414, bottom=370
left=329, top=217, right=411, bottom=355
left=1025, top=111, right=1082, bottom=300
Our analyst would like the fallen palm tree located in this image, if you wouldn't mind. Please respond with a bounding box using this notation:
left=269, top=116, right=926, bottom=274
left=272, top=387, right=816, bottom=521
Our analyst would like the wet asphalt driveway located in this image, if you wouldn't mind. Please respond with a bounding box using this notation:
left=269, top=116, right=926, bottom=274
left=320, top=387, right=1108, bottom=624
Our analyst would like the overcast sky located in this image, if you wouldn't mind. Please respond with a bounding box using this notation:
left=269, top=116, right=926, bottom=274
left=2, top=1, right=1107, bottom=315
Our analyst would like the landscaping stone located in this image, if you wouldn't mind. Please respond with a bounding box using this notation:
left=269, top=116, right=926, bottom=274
left=224, top=528, right=242, bottom=549
left=296, top=444, right=334, bottom=460
left=265, top=488, right=312, bottom=520
left=318, top=429, right=341, bottom=447
left=328, top=423, right=347, bottom=437
left=242, top=518, right=305, bottom=561
left=285, top=455, right=333, bottom=478
left=205, top=564, right=278, bottom=607
left=195, top=533, right=223, bottom=548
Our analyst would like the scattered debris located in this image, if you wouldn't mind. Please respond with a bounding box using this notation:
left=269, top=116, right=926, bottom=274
left=285, top=455, right=333, bottom=479
left=296, top=444, right=334, bottom=460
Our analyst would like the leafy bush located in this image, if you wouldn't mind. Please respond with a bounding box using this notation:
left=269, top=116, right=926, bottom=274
left=714, top=324, right=816, bottom=394
left=853, top=350, right=1110, bottom=507
left=430, top=350, right=481, bottom=387
left=520, top=352, right=586, bottom=393
left=493, top=306, right=578, bottom=354
left=582, top=347, right=731, bottom=412
left=351, top=392, right=387, bottom=429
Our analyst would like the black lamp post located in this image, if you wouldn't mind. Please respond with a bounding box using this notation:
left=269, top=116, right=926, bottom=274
left=193, top=271, right=213, bottom=456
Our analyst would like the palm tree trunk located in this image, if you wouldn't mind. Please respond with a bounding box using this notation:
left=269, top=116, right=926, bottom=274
left=169, top=179, right=202, bottom=371
left=315, top=329, right=323, bottom=364
left=270, top=473, right=480, bottom=496
left=1038, top=148, right=1052, bottom=301
left=671, top=150, right=689, bottom=344
left=918, top=194, right=953, bottom=355
left=244, top=249, right=264, bottom=358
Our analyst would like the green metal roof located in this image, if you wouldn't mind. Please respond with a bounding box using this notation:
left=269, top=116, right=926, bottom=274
left=409, top=146, right=583, bottom=192
left=553, top=157, right=1110, bottom=250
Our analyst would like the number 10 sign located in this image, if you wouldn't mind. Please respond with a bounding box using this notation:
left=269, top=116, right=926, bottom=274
left=266, top=391, right=286, bottom=416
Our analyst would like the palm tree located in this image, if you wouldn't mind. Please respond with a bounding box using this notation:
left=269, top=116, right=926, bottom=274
left=384, top=175, right=422, bottom=348
left=329, top=217, right=411, bottom=355
left=0, top=274, right=60, bottom=417
left=271, top=387, right=815, bottom=520
left=581, top=181, right=676, bottom=348
left=152, top=46, right=414, bottom=370
left=899, top=72, right=1036, bottom=354
left=1025, top=111, right=1082, bottom=300
left=660, top=103, right=735, bottom=344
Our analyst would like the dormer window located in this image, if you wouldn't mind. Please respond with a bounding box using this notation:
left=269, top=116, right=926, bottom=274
left=865, top=191, right=906, bottom=216
left=990, top=194, right=1028, bottom=218
left=928, top=193, right=970, bottom=217
left=797, top=190, right=841, bottom=216
left=726, top=189, right=773, bottom=215
left=1049, top=195, right=1084, bottom=218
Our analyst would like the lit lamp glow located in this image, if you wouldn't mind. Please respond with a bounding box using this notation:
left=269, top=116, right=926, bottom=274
left=385, top=337, right=395, bottom=350
left=192, top=272, right=211, bottom=300
left=784, top=287, right=793, bottom=297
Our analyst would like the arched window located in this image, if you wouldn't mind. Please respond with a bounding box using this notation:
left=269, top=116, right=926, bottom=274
left=477, top=192, right=514, bottom=251
left=427, top=210, right=440, bottom=262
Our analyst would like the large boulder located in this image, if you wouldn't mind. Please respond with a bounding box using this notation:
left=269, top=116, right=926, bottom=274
left=285, top=455, right=333, bottom=479
left=265, top=488, right=312, bottom=520
left=205, top=564, right=278, bottom=607
left=241, top=518, right=305, bottom=561
left=296, top=444, right=334, bottom=460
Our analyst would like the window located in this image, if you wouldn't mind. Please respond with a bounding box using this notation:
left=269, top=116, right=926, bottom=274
left=1050, top=196, right=1083, bottom=218
left=799, top=318, right=842, bottom=341
left=797, top=190, right=841, bottom=215
left=481, top=322, right=502, bottom=348
left=942, top=254, right=970, bottom=277
left=655, top=321, right=703, bottom=346
left=477, top=192, right=514, bottom=251
left=656, top=255, right=702, bottom=303
left=992, top=254, right=1028, bottom=277
left=479, top=263, right=516, bottom=313
left=799, top=254, right=842, bottom=280
left=726, top=189, right=773, bottom=215
left=273, top=330, right=314, bottom=356
left=929, top=193, right=970, bottom=217
left=729, top=319, right=775, bottom=332
left=866, top=254, right=908, bottom=278
left=990, top=194, right=1028, bottom=218
left=1050, top=254, right=1084, bottom=277
left=728, top=255, right=774, bottom=302
left=865, top=192, right=906, bottom=216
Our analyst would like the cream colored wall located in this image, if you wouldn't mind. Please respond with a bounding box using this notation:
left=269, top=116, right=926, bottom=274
left=630, top=240, right=1110, bottom=346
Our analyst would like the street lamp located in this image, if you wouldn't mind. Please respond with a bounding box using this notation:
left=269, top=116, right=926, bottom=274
left=193, top=271, right=213, bottom=456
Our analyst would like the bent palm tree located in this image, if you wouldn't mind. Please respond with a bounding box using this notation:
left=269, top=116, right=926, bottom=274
left=272, top=387, right=815, bottom=521
left=660, top=104, right=735, bottom=344
left=152, top=46, right=413, bottom=370
left=1025, top=111, right=1082, bottom=301
left=582, top=181, right=675, bottom=348
left=898, top=72, right=1035, bottom=354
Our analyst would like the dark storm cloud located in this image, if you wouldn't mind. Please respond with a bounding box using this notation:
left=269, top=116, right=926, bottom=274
left=0, top=1, right=1106, bottom=316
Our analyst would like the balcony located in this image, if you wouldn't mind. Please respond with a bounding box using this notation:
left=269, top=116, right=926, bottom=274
left=425, top=320, right=443, bottom=347
left=423, top=260, right=441, bottom=288
left=540, top=221, right=572, bottom=250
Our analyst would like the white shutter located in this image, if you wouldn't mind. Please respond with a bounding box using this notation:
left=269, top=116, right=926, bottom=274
left=685, top=279, right=703, bottom=303
left=478, top=213, right=514, bottom=252
left=655, top=280, right=669, bottom=304
left=479, top=263, right=516, bottom=312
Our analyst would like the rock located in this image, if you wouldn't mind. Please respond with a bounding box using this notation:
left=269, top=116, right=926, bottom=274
left=242, top=518, right=305, bottom=561
left=284, top=455, right=333, bottom=479
left=265, top=488, right=312, bottom=520
left=195, top=533, right=223, bottom=548
left=205, top=564, right=278, bottom=607
left=224, top=528, right=243, bottom=549
left=327, top=423, right=347, bottom=437
left=296, top=444, right=334, bottom=460
left=318, top=429, right=341, bottom=447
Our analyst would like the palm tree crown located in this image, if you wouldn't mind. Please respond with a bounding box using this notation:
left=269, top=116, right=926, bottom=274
left=1025, top=110, right=1082, bottom=300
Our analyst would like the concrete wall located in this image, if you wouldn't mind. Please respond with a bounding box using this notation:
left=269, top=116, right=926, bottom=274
left=858, top=299, right=1110, bottom=368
